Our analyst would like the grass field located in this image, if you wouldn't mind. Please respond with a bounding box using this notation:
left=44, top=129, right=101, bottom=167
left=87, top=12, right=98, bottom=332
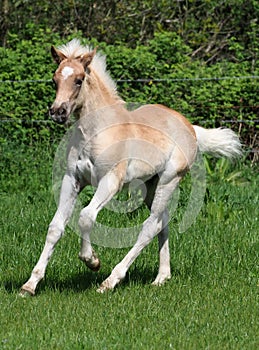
left=0, top=142, right=258, bottom=349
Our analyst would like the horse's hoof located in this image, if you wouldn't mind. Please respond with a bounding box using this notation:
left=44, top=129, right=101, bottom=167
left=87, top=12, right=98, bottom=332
left=79, top=254, right=101, bottom=272
left=96, top=284, right=109, bottom=293
left=90, top=261, right=101, bottom=272
left=96, top=286, right=105, bottom=293
left=19, top=288, right=35, bottom=297
left=96, top=278, right=115, bottom=293
left=151, top=274, right=171, bottom=286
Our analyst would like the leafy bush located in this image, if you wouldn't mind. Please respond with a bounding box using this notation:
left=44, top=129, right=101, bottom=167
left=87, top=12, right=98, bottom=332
left=2, top=1, right=259, bottom=64
left=0, top=30, right=258, bottom=154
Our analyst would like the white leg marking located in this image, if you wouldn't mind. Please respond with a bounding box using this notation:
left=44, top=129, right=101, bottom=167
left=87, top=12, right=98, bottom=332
left=20, top=174, right=79, bottom=296
left=152, top=210, right=171, bottom=286
left=97, top=215, right=162, bottom=293
left=97, top=176, right=181, bottom=293
left=78, top=169, right=124, bottom=271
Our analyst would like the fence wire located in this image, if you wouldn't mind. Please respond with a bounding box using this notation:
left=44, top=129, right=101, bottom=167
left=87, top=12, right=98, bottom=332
left=1, top=75, right=259, bottom=84
left=1, top=75, right=258, bottom=157
left=0, top=74, right=258, bottom=122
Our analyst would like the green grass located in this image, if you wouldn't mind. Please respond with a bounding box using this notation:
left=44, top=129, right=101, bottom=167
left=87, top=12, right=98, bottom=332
left=0, top=142, right=258, bottom=349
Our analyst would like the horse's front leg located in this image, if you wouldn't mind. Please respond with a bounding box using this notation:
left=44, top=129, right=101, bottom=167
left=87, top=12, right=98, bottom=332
left=78, top=165, right=125, bottom=271
left=20, top=173, right=80, bottom=296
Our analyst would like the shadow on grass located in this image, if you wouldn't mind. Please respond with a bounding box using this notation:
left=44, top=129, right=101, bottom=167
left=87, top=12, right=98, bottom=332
left=3, top=271, right=103, bottom=295
left=4, top=266, right=159, bottom=295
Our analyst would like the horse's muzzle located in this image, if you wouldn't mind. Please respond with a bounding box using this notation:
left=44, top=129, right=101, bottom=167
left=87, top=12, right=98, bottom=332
left=49, top=102, right=70, bottom=124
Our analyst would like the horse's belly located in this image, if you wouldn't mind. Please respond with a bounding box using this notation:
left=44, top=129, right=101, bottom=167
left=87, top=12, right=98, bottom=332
left=125, top=158, right=164, bottom=183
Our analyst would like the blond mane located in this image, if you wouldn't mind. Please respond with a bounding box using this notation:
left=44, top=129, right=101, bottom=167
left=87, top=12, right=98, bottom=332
left=57, top=39, right=118, bottom=95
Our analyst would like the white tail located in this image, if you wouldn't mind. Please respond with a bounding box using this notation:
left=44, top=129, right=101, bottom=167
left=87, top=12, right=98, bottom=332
left=193, top=125, right=242, bottom=159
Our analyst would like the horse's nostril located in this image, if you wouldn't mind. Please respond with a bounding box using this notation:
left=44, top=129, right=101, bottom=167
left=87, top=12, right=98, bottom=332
left=49, top=102, right=69, bottom=122
left=58, top=107, right=66, bottom=116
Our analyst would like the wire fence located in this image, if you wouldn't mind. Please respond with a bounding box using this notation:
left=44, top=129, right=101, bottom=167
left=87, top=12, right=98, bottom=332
left=1, top=75, right=259, bottom=84
left=0, top=119, right=258, bottom=125
left=1, top=75, right=258, bottom=117
left=1, top=75, right=258, bottom=158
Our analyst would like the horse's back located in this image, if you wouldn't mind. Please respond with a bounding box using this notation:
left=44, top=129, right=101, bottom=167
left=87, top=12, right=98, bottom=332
left=129, top=104, right=197, bottom=162
left=131, top=103, right=196, bottom=137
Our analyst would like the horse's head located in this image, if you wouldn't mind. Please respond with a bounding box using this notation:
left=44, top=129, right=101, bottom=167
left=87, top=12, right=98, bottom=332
left=49, top=45, right=96, bottom=124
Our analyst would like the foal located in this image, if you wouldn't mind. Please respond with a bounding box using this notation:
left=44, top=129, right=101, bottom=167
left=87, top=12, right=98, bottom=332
left=21, top=39, right=241, bottom=295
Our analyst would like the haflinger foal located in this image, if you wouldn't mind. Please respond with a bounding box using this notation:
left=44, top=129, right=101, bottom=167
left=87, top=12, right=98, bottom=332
left=20, top=39, right=242, bottom=295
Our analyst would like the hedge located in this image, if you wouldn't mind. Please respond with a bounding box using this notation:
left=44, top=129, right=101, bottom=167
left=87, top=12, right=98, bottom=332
left=0, top=31, right=258, bottom=152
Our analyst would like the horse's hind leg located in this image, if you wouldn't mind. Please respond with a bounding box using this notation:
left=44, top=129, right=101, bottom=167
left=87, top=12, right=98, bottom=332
left=20, top=174, right=79, bottom=296
left=144, top=178, right=171, bottom=286
left=97, top=175, right=181, bottom=293
left=152, top=209, right=171, bottom=286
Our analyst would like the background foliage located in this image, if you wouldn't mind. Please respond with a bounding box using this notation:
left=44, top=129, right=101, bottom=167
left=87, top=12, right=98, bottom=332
left=0, top=1, right=258, bottom=156
left=1, top=0, right=259, bottom=64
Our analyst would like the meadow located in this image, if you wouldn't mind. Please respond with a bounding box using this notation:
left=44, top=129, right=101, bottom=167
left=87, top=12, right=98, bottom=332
left=0, top=141, right=258, bottom=350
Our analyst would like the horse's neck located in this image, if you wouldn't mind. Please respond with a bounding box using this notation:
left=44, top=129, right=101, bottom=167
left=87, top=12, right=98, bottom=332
left=81, top=70, right=123, bottom=116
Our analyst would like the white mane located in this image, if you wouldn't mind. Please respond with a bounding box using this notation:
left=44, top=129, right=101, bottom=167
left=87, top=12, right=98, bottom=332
left=57, top=39, right=118, bottom=95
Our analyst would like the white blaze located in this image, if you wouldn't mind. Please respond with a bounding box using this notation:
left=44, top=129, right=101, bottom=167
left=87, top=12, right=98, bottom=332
left=61, top=66, right=74, bottom=80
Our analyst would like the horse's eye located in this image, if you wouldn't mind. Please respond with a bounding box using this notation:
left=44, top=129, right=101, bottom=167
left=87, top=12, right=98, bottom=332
left=75, top=78, right=83, bottom=87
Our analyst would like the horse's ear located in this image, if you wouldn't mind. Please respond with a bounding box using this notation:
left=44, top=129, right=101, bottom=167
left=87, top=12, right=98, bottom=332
left=79, top=48, right=97, bottom=70
left=51, top=46, right=67, bottom=64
